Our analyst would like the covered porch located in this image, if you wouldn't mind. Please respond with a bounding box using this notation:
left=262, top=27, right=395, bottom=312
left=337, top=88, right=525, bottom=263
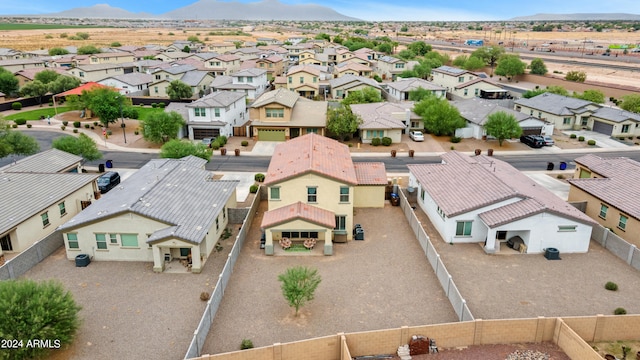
left=483, top=227, right=531, bottom=255
left=151, top=238, right=204, bottom=273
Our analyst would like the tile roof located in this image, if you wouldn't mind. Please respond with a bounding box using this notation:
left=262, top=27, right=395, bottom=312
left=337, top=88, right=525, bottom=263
left=58, top=157, right=238, bottom=244
left=210, top=75, right=233, bottom=88
left=107, top=73, right=154, bottom=86
left=451, top=97, right=538, bottom=126
left=378, top=56, right=403, bottom=64
left=264, top=133, right=357, bottom=186
left=386, top=77, right=445, bottom=92
left=432, top=65, right=469, bottom=76
left=287, top=64, right=321, bottom=76
left=157, top=64, right=196, bottom=75
left=354, top=162, right=387, bottom=185
left=187, top=90, right=245, bottom=108
left=350, top=102, right=418, bottom=130
left=261, top=201, right=336, bottom=229
left=592, top=106, right=640, bottom=123
left=409, top=152, right=595, bottom=226
left=233, top=68, right=267, bottom=77
left=251, top=88, right=299, bottom=108
left=0, top=149, right=81, bottom=173
left=514, top=93, right=596, bottom=116
left=568, top=155, right=640, bottom=220
left=14, top=67, right=67, bottom=80
left=180, top=70, right=211, bottom=86
left=454, top=77, right=502, bottom=90
left=164, top=102, right=189, bottom=121
left=329, top=74, right=381, bottom=90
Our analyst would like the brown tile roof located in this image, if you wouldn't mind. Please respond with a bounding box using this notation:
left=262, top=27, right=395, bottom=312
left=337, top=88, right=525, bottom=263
left=354, top=162, right=387, bottom=185
left=264, top=133, right=357, bottom=186
left=478, top=198, right=545, bottom=227
left=261, top=202, right=336, bottom=229
left=568, top=155, right=640, bottom=220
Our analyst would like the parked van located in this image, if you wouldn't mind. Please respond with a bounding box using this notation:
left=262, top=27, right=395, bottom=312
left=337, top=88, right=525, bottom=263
left=97, top=171, right=120, bottom=194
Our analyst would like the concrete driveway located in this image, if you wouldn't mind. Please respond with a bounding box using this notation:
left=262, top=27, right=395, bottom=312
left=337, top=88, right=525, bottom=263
left=524, top=171, right=570, bottom=200
left=220, top=172, right=256, bottom=202
left=562, top=130, right=630, bottom=148
left=249, top=141, right=280, bottom=156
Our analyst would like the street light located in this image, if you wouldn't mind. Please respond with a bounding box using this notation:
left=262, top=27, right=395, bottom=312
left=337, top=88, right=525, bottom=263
left=117, top=95, right=127, bottom=144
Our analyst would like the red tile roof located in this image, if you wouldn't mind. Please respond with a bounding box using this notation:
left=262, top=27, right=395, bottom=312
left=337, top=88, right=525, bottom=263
left=264, top=133, right=358, bottom=186
left=354, top=162, right=387, bottom=185
left=261, top=202, right=336, bottom=229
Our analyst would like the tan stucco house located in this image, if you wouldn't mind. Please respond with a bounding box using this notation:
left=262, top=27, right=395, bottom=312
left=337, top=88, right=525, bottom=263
left=514, top=93, right=600, bottom=131
left=261, top=134, right=387, bottom=255
left=350, top=102, right=420, bottom=143
left=58, top=157, right=238, bottom=274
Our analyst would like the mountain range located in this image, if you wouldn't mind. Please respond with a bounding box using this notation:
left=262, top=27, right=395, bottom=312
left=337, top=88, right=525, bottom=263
left=30, top=0, right=360, bottom=21
left=510, top=13, right=640, bottom=21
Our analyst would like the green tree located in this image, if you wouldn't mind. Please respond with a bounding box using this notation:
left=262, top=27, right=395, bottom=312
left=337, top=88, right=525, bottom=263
left=408, top=87, right=435, bottom=102
left=110, top=41, right=122, bottom=47
left=397, top=49, right=416, bottom=60
left=529, top=58, right=547, bottom=75
left=187, top=35, right=200, bottom=43
left=48, top=75, right=81, bottom=94
left=546, top=85, right=569, bottom=96
left=52, top=133, right=103, bottom=161
left=407, top=41, right=431, bottom=56
left=182, top=45, right=191, bottom=53
left=0, top=67, right=19, bottom=96
left=400, top=25, right=408, bottom=32
left=0, top=279, right=81, bottom=360
left=48, top=47, right=69, bottom=56
left=375, top=42, right=393, bottom=54
left=77, top=45, right=100, bottom=55
left=85, top=88, right=126, bottom=127
left=472, top=45, right=505, bottom=73
left=326, top=104, right=361, bottom=140
left=342, top=87, right=382, bottom=105
left=332, top=35, right=343, bottom=44
left=167, top=80, right=193, bottom=100
left=0, top=117, right=39, bottom=157
left=314, top=33, right=331, bottom=41
left=463, top=56, right=486, bottom=71
left=495, top=55, right=526, bottom=80
left=565, top=70, right=587, bottom=82
left=483, top=111, right=523, bottom=146
left=160, top=139, right=211, bottom=161
left=620, top=94, right=640, bottom=113
left=20, top=80, right=48, bottom=104
left=278, top=266, right=321, bottom=316
left=522, top=88, right=547, bottom=98
left=575, top=89, right=605, bottom=104
left=413, top=95, right=466, bottom=136
left=142, top=111, right=185, bottom=144
left=34, top=69, right=60, bottom=84
left=452, top=55, right=468, bottom=67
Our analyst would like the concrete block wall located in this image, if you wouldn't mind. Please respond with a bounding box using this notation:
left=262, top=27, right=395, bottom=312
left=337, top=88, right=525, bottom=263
left=555, top=319, right=602, bottom=360
left=227, top=208, right=249, bottom=225
left=0, top=231, right=63, bottom=280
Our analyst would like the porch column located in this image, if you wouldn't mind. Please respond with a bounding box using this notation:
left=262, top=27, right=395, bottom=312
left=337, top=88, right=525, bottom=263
left=484, top=228, right=497, bottom=254
left=152, top=245, right=164, bottom=273
left=188, top=126, right=194, bottom=141
left=191, top=246, right=202, bottom=274
left=265, top=230, right=274, bottom=256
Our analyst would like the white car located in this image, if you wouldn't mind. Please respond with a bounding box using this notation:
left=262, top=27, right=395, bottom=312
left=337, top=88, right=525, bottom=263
left=542, top=135, right=555, bottom=146
left=409, top=131, right=425, bottom=142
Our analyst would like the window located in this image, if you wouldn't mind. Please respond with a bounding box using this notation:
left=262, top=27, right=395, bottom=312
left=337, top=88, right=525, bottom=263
left=395, top=63, right=404, bottom=69
left=463, top=89, right=468, bottom=96
left=366, top=130, right=384, bottom=138
left=436, top=206, right=445, bottom=220
left=558, top=225, right=577, bottom=232
left=120, top=234, right=138, bottom=247
left=581, top=117, right=589, bottom=126
left=538, top=112, right=542, bottom=118
left=109, top=233, right=118, bottom=244
left=618, top=215, right=628, bottom=230
left=312, top=77, right=317, bottom=83
left=288, top=76, right=292, bottom=84
left=216, top=218, right=219, bottom=231
left=307, top=187, right=317, bottom=202
left=95, top=233, right=107, bottom=249
left=307, top=128, right=319, bottom=134
left=214, top=108, right=220, bottom=117
left=67, top=233, right=79, bottom=249
left=563, top=117, right=571, bottom=125
left=530, top=110, right=533, bottom=116
left=420, top=189, right=425, bottom=201
left=58, top=201, right=66, bottom=216
left=622, top=124, right=630, bottom=133
left=270, top=187, right=280, bottom=200
left=194, top=107, right=206, bottom=117
left=41, top=212, right=49, bottom=227
left=265, top=108, right=284, bottom=118
left=458, top=76, right=464, bottom=83
left=154, top=86, right=158, bottom=94
left=299, top=76, right=304, bottom=84
left=222, top=206, right=226, bottom=219
left=340, top=187, right=349, bottom=202
left=237, top=76, right=244, bottom=83
left=474, top=88, right=479, bottom=96
left=79, top=72, right=85, bottom=78
left=599, top=204, right=608, bottom=219
left=0, top=234, right=12, bottom=251
left=455, top=221, right=472, bottom=236
left=247, top=77, right=253, bottom=83
left=334, top=215, right=346, bottom=232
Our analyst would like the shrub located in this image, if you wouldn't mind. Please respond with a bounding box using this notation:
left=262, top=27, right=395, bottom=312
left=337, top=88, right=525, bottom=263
left=93, top=121, right=99, bottom=126
left=134, top=130, right=139, bottom=135
left=73, top=121, right=81, bottom=128
left=249, top=184, right=258, bottom=193
left=241, top=140, right=249, bottom=147
left=12, top=124, right=17, bottom=128
left=83, top=124, right=90, bottom=128
left=218, top=135, right=228, bottom=145
left=614, top=307, right=627, bottom=315
left=371, top=137, right=381, bottom=146
left=450, top=136, right=462, bottom=143
left=14, top=119, right=27, bottom=125
left=578, top=136, right=585, bottom=142
left=605, top=281, right=618, bottom=291
left=26, top=124, right=32, bottom=128
left=62, top=120, right=69, bottom=126
left=255, top=173, right=265, bottom=182
left=241, top=339, right=254, bottom=350
left=73, top=129, right=78, bottom=133
left=381, top=137, right=392, bottom=146
left=151, top=103, right=158, bottom=108
left=210, top=143, right=220, bottom=150
left=123, top=107, right=139, bottom=119
left=570, top=134, right=577, bottom=139
left=60, top=125, right=65, bottom=130
left=49, top=100, right=54, bottom=106
left=587, top=139, right=596, bottom=146
left=200, top=292, right=210, bottom=301
left=158, top=102, right=166, bottom=108
left=11, top=102, right=22, bottom=110
left=106, top=130, right=112, bottom=136
left=450, top=145, right=455, bottom=150
left=556, top=174, right=565, bottom=179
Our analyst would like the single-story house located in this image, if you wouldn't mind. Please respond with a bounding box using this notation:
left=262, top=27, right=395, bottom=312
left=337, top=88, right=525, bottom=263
left=586, top=107, right=640, bottom=137
left=385, top=77, right=446, bottom=101
left=514, top=93, right=600, bottom=131
left=328, top=74, right=381, bottom=100
left=350, top=102, right=421, bottom=143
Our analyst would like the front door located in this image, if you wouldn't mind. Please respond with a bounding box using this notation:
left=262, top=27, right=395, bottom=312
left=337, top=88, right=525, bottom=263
left=290, top=128, right=300, bottom=138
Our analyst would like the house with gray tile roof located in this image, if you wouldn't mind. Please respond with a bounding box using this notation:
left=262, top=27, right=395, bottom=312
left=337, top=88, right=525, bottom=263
left=98, top=73, right=154, bottom=94
left=184, top=91, right=247, bottom=140
left=210, top=68, right=269, bottom=101
left=350, top=102, right=421, bottom=143
left=514, top=93, right=600, bottom=130
left=328, top=74, right=381, bottom=100
left=0, top=150, right=99, bottom=258
left=408, top=151, right=595, bottom=254
left=57, top=157, right=238, bottom=273
left=385, top=77, right=446, bottom=101
left=587, top=107, right=640, bottom=137
left=375, top=55, right=407, bottom=81
left=568, top=154, right=640, bottom=246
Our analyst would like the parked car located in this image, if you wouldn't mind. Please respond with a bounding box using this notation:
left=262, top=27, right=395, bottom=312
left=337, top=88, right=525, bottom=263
left=201, top=137, right=215, bottom=147
left=520, top=135, right=544, bottom=148
left=541, top=135, right=555, bottom=146
left=97, top=171, right=121, bottom=194
left=409, top=131, right=424, bottom=142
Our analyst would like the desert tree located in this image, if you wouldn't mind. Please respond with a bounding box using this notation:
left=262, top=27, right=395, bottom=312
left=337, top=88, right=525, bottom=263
left=620, top=94, right=640, bottom=113
left=278, top=266, right=322, bottom=316
left=472, top=45, right=505, bottom=73
left=141, top=111, right=185, bottom=144
left=34, top=69, right=61, bottom=84
left=575, top=89, right=605, bottom=104
left=160, top=139, right=211, bottom=161
left=495, top=54, right=526, bottom=80
left=48, top=75, right=81, bottom=95
left=0, top=66, right=19, bottom=96
left=326, top=104, right=362, bottom=140
left=167, top=80, right=194, bottom=100
left=20, top=80, right=48, bottom=105
left=413, top=95, right=466, bottom=136
left=529, top=58, right=548, bottom=75
left=342, top=87, right=382, bottom=105
left=77, top=45, right=100, bottom=55
left=0, top=116, right=39, bottom=158
left=52, top=133, right=103, bottom=162
left=48, top=47, right=69, bottom=56
left=483, top=111, right=523, bottom=146
left=565, top=70, right=587, bottom=82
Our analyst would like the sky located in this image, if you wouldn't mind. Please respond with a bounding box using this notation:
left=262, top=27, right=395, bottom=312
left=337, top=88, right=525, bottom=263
left=1, top=0, right=639, bottom=21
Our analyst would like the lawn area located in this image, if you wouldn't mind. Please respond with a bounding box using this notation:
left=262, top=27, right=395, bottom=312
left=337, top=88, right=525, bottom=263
left=5, top=107, right=72, bottom=121
left=136, top=107, right=165, bottom=120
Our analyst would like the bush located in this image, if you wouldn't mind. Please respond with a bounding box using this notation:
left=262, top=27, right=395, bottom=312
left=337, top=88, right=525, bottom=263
left=578, top=136, right=585, bottom=141
left=158, top=102, right=166, bottom=108
left=122, top=107, right=139, bottom=119
left=134, top=130, right=139, bottom=135
left=218, top=135, right=228, bottom=145
left=48, top=100, right=54, bottom=106
left=587, top=139, right=596, bottom=146
left=73, top=121, right=81, bottom=128
left=14, top=119, right=27, bottom=125
left=381, top=137, right=392, bottom=146
left=12, top=124, right=17, bottom=128
left=60, top=125, right=65, bottom=130
left=450, top=136, right=462, bottom=143
left=0, top=280, right=81, bottom=359
left=73, top=129, right=78, bottom=133
left=62, top=120, right=69, bottom=126
left=255, top=173, right=265, bottom=182
left=570, top=134, right=577, bottom=139
left=151, top=103, right=158, bottom=108
left=210, top=142, right=220, bottom=150
left=249, top=184, right=258, bottom=193
left=93, top=121, right=99, bottom=126
left=241, top=140, right=249, bottom=147
left=371, top=137, right=381, bottom=146
left=605, top=281, right=618, bottom=291
left=106, top=130, right=112, bottom=136
left=241, top=339, right=254, bottom=350
left=26, top=124, right=32, bottom=128
left=84, top=124, right=90, bottom=128
left=614, top=307, right=627, bottom=315
left=556, top=174, right=565, bottom=179
left=11, top=102, right=22, bottom=110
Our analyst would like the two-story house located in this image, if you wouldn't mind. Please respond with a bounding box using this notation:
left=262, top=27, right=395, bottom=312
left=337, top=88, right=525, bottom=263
left=261, top=134, right=387, bottom=255
left=203, top=54, right=242, bottom=77
left=66, top=63, right=125, bottom=82
left=255, top=54, right=285, bottom=80
left=0, top=58, right=47, bottom=72
left=185, top=90, right=247, bottom=140
left=205, top=42, right=236, bottom=53
left=385, top=77, right=446, bottom=101
left=286, top=64, right=332, bottom=99
left=210, top=68, right=269, bottom=101
left=514, top=93, right=600, bottom=131
left=250, top=88, right=327, bottom=141
left=375, top=56, right=407, bottom=81
left=334, top=62, right=373, bottom=78
left=431, top=66, right=507, bottom=100
left=84, top=52, right=135, bottom=65
left=328, top=74, right=381, bottom=100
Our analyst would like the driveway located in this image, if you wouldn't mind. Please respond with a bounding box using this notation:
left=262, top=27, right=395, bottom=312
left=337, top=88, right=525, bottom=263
left=562, top=130, right=630, bottom=148
left=524, top=172, right=571, bottom=200
left=249, top=141, right=280, bottom=156
left=220, top=172, right=256, bottom=202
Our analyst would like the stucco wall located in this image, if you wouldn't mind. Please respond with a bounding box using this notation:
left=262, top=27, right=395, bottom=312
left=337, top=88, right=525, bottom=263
left=354, top=186, right=385, bottom=208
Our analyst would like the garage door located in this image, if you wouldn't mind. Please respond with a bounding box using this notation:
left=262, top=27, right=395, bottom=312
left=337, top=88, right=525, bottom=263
left=193, top=128, right=220, bottom=140
left=592, top=121, right=613, bottom=135
left=258, top=129, right=286, bottom=141
left=521, top=127, right=542, bottom=136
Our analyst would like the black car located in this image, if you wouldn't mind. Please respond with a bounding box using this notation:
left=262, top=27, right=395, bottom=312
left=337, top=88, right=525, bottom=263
left=520, top=135, right=544, bottom=148
left=97, top=171, right=121, bottom=194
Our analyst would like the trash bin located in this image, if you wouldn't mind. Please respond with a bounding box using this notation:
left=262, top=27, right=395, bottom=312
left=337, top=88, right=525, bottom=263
left=98, top=163, right=105, bottom=173
left=353, top=224, right=362, bottom=235
left=355, top=228, right=365, bottom=241
left=547, top=162, right=554, bottom=171
left=75, top=254, right=91, bottom=267
left=390, top=193, right=400, bottom=206
left=105, top=160, right=113, bottom=168
left=559, top=162, right=567, bottom=170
